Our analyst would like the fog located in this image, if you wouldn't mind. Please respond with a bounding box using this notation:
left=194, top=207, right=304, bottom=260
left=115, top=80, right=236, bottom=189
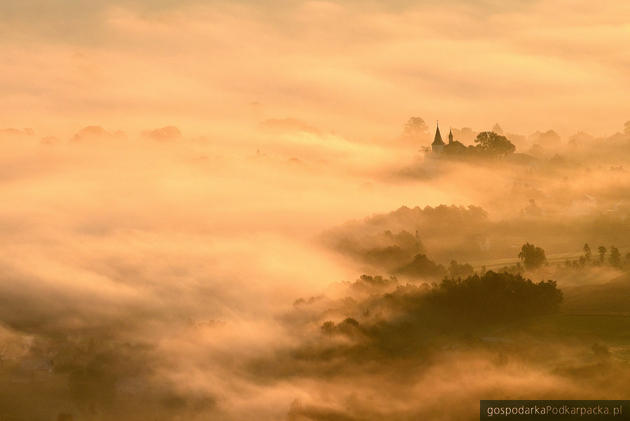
left=1, top=118, right=630, bottom=420
left=2, top=0, right=630, bottom=419
left=0, top=123, right=452, bottom=420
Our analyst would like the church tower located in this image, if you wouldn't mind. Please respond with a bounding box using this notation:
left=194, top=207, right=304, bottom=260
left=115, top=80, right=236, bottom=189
left=448, top=129, right=453, bottom=144
left=431, top=124, right=445, bottom=153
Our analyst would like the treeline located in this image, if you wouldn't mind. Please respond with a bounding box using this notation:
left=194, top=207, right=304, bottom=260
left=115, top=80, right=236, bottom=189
left=395, top=254, right=474, bottom=279
left=440, top=131, right=517, bottom=159
left=563, top=243, right=629, bottom=269
left=494, top=242, right=630, bottom=274
left=387, top=239, right=630, bottom=280
left=319, top=270, right=562, bottom=352
left=429, top=271, right=562, bottom=322
left=395, top=242, right=547, bottom=279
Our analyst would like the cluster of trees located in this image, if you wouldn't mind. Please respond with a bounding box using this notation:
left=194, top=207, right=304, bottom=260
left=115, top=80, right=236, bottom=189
left=392, top=239, right=628, bottom=281
left=491, top=243, right=548, bottom=275
left=404, top=117, right=517, bottom=158
left=394, top=242, right=551, bottom=281
left=473, top=131, right=516, bottom=155
left=499, top=242, right=630, bottom=274
left=323, top=270, right=562, bottom=339
left=319, top=270, right=563, bottom=353
left=519, top=243, right=547, bottom=270
left=442, top=131, right=516, bottom=158
left=394, top=254, right=474, bottom=280
left=448, top=260, right=474, bottom=279
left=563, top=243, right=630, bottom=269
left=394, top=241, right=551, bottom=280
left=508, top=241, right=629, bottom=272
left=395, top=253, right=446, bottom=278
left=406, top=117, right=630, bottom=163
left=429, top=271, right=562, bottom=322
left=328, top=229, right=424, bottom=272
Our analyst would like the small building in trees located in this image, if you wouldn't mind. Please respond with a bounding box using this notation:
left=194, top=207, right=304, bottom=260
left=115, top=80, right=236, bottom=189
left=429, top=123, right=467, bottom=156
left=427, top=123, right=516, bottom=158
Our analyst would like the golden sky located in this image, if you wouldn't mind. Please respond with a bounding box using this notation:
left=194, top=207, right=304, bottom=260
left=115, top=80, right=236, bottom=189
left=1, top=0, right=629, bottom=138
left=2, top=3, right=630, bottom=420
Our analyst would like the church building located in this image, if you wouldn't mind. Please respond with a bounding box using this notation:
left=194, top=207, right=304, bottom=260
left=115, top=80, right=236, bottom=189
left=431, top=124, right=454, bottom=153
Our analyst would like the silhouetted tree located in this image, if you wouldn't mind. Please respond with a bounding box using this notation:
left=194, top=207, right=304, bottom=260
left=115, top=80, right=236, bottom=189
left=598, top=246, right=607, bottom=264
left=403, top=117, right=428, bottom=139
left=609, top=246, right=621, bottom=268
left=499, top=261, right=524, bottom=275
left=529, top=130, right=561, bottom=147
left=395, top=254, right=446, bottom=279
left=321, top=318, right=361, bottom=337
left=624, top=120, right=630, bottom=136
left=474, top=131, right=516, bottom=155
left=448, top=260, right=474, bottom=279
left=583, top=243, right=592, bottom=261
left=518, top=243, right=547, bottom=270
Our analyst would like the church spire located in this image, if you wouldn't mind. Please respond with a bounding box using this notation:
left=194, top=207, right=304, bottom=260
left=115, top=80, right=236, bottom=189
left=432, top=124, right=444, bottom=146
left=431, top=123, right=445, bottom=153
left=448, top=128, right=453, bottom=144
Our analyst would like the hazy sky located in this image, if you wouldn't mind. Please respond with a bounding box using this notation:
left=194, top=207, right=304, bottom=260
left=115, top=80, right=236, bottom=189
left=1, top=0, right=629, bottom=138
left=2, top=3, right=630, bottom=420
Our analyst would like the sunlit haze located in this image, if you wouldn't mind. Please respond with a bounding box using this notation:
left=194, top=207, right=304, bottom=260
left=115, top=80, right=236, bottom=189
left=1, top=1, right=630, bottom=420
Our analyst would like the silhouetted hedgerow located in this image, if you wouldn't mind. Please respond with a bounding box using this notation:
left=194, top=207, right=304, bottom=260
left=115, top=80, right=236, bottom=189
left=428, top=271, right=562, bottom=322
